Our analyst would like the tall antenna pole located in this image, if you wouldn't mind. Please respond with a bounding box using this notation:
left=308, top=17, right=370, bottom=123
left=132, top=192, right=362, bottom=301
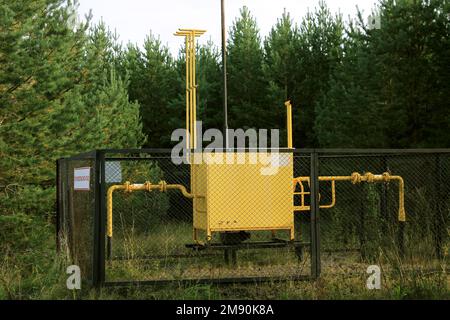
left=221, top=0, right=229, bottom=149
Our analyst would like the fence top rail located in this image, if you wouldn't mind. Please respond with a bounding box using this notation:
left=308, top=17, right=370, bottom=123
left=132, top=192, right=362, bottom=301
left=58, top=148, right=450, bottom=160
left=99, top=148, right=296, bottom=155
left=100, top=148, right=450, bottom=154
left=314, top=148, right=450, bottom=154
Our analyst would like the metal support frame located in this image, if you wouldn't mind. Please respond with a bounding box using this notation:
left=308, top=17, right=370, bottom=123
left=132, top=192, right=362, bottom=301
left=186, top=240, right=309, bottom=250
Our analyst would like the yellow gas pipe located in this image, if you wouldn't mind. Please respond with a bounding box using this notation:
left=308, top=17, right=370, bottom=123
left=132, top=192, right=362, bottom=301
left=107, top=181, right=194, bottom=238
left=285, top=100, right=293, bottom=149
left=283, top=101, right=406, bottom=222
left=174, top=29, right=206, bottom=151
left=293, top=172, right=406, bottom=222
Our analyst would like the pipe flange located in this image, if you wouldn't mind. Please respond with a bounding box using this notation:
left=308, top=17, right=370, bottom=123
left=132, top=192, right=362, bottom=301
left=351, top=172, right=362, bottom=184
left=365, top=172, right=375, bottom=183
left=159, top=180, right=167, bottom=192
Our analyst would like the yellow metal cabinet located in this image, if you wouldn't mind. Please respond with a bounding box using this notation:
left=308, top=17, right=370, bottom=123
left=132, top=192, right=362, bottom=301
left=192, top=152, right=294, bottom=242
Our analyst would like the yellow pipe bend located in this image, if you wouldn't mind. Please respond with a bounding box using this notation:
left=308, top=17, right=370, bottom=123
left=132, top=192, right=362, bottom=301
left=319, top=180, right=336, bottom=209
left=107, top=181, right=195, bottom=238
left=293, top=172, right=406, bottom=222
left=347, top=172, right=406, bottom=222
left=107, top=185, right=126, bottom=238
left=390, top=175, right=406, bottom=222
left=165, top=183, right=195, bottom=199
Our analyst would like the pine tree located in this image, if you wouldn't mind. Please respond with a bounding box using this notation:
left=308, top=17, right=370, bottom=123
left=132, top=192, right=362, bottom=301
left=264, top=10, right=300, bottom=146
left=126, top=33, right=178, bottom=148
left=315, top=21, right=387, bottom=148
left=76, top=23, right=146, bottom=149
left=0, top=0, right=89, bottom=186
left=316, top=0, right=450, bottom=148
left=227, top=6, right=270, bottom=130
left=374, top=0, right=450, bottom=147
left=294, top=1, right=345, bottom=147
left=197, top=41, right=223, bottom=132
left=0, top=0, right=145, bottom=187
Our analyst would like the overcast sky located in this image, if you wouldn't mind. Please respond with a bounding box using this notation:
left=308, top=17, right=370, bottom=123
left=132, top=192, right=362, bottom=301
left=77, top=0, right=378, bottom=55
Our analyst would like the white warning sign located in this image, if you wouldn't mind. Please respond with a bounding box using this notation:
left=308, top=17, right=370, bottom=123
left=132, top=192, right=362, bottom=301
left=74, top=167, right=90, bottom=191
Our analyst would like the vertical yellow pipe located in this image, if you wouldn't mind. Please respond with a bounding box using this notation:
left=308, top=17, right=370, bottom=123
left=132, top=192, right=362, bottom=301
left=175, top=29, right=205, bottom=152
left=285, top=100, right=293, bottom=148
left=190, top=34, right=196, bottom=196
left=393, top=176, right=406, bottom=222
left=185, top=36, right=190, bottom=151
left=192, top=34, right=197, bottom=150
left=175, top=29, right=205, bottom=205
left=188, top=35, right=193, bottom=149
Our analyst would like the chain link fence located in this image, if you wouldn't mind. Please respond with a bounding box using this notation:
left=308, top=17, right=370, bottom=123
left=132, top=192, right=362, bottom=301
left=57, top=149, right=449, bottom=286
left=317, top=152, right=449, bottom=278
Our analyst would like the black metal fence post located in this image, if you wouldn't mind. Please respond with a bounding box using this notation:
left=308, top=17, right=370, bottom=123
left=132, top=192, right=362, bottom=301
left=99, top=151, right=107, bottom=285
left=92, top=150, right=106, bottom=287
left=56, top=159, right=62, bottom=252
left=310, top=151, right=321, bottom=279
left=65, top=158, right=72, bottom=262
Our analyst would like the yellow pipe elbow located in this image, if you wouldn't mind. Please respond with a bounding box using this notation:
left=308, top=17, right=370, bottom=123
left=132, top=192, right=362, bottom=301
left=165, top=184, right=195, bottom=199
left=391, top=176, right=406, bottom=222
left=107, top=181, right=195, bottom=240
left=319, top=180, right=336, bottom=209
left=107, top=184, right=126, bottom=238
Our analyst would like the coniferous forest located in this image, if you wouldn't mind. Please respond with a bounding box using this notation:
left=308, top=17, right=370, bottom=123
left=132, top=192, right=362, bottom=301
left=0, top=0, right=449, bottom=299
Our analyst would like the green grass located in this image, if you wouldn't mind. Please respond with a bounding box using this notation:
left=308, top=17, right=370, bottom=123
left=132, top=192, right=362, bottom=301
left=1, top=249, right=448, bottom=300
left=8, top=272, right=447, bottom=300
